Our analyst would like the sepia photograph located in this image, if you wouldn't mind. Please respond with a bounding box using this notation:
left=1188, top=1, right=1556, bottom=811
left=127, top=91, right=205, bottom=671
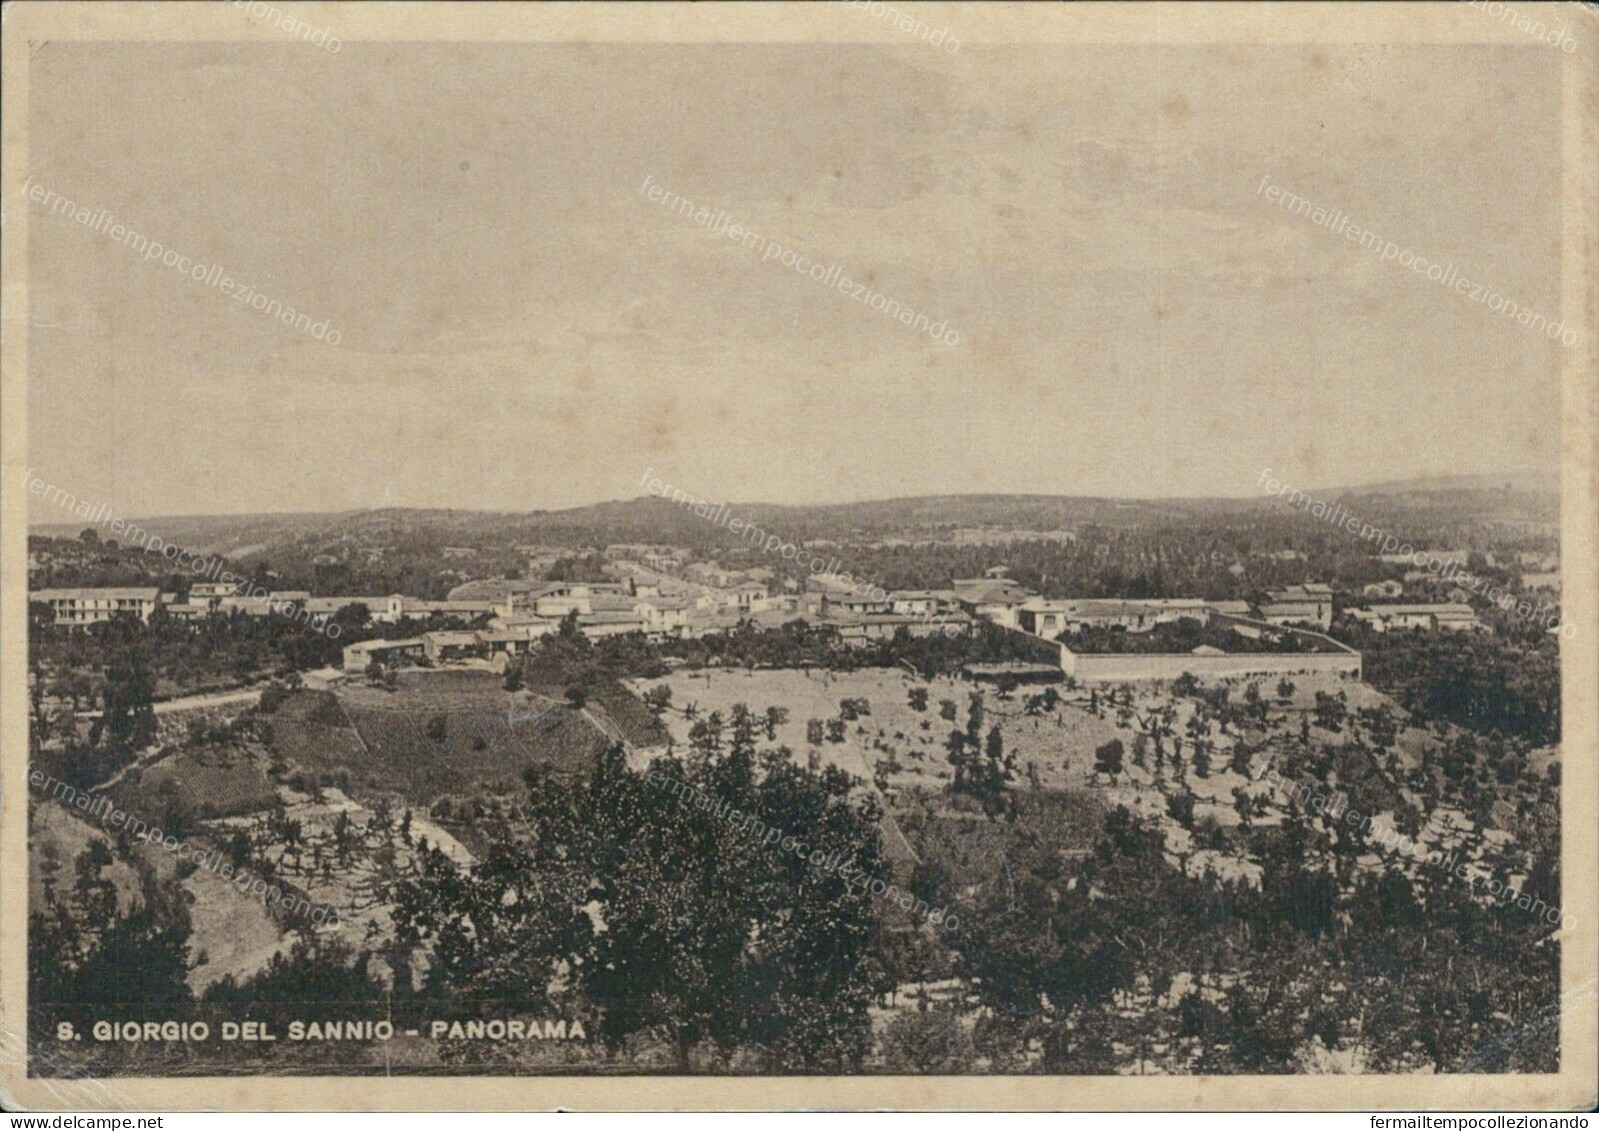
left=1, top=0, right=1595, bottom=1114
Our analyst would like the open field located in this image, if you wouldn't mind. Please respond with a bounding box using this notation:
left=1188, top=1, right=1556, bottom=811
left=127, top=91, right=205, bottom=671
left=629, top=664, right=1501, bottom=891
left=28, top=801, right=142, bottom=914
left=183, top=859, right=289, bottom=994
left=630, top=666, right=1375, bottom=794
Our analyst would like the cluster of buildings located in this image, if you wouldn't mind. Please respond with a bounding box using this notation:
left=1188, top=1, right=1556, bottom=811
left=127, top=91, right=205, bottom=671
left=1015, top=597, right=1251, bottom=637
left=30, top=564, right=1486, bottom=644
left=924, top=573, right=1501, bottom=681
left=948, top=574, right=1323, bottom=638
left=337, top=565, right=977, bottom=672
left=29, top=537, right=1514, bottom=687
left=1348, top=604, right=1484, bottom=633
left=27, top=559, right=1490, bottom=639
left=800, top=576, right=974, bottom=643
left=164, top=585, right=503, bottom=627
left=29, top=584, right=506, bottom=631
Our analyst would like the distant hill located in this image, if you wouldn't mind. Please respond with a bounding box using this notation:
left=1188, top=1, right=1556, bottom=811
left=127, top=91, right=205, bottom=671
left=1308, top=474, right=1558, bottom=529
left=30, top=477, right=1559, bottom=551
left=1313, top=471, right=1558, bottom=497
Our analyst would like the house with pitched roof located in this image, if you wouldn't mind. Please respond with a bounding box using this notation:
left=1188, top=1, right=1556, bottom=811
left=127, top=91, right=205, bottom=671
left=1260, top=585, right=1333, bottom=629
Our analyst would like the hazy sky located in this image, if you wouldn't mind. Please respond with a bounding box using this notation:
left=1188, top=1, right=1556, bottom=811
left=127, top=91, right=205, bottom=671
left=25, top=40, right=1563, bottom=516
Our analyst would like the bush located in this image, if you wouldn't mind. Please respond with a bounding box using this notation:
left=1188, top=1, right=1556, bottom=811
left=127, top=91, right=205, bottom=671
left=258, top=684, right=290, bottom=715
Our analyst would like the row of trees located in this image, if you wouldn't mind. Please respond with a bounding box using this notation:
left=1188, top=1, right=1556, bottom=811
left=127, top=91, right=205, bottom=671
left=1333, top=620, right=1560, bottom=746
left=393, top=737, right=884, bottom=1071
left=31, top=727, right=1561, bottom=1074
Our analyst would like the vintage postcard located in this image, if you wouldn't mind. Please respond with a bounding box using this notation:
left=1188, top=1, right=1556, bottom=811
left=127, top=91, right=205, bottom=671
left=2, top=0, right=1596, bottom=1113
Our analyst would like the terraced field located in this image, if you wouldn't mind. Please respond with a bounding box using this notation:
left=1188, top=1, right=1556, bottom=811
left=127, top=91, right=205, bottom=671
left=266, top=673, right=644, bottom=808
left=584, top=680, right=671, bottom=748
left=106, top=745, right=277, bottom=820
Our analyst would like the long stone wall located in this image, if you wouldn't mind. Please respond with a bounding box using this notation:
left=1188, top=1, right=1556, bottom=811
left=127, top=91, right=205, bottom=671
left=997, top=614, right=1362, bottom=684
left=993, top=624, right=1067, bottom=666
left=1061, top=648, right=1361, bottom=684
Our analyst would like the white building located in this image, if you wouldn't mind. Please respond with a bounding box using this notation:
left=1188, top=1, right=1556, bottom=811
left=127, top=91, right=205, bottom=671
left=1260, top=585, right=1334, bottom=630
left=341, top=637, right=426, bottom=669
left=32, top=587, right=160, bottom=627
left=1017, top=597, right=1215, bottom=637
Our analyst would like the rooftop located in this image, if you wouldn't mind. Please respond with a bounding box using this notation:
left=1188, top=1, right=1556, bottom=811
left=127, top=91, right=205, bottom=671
left=423, top=630, right=480, bottom=646
left=954, top=580, right=1033, bottom=604
left=580, top=611, right=645, bottom=625
left=33, top=587, right=160, bottom=600
left=1358, top=604, right=1476, bottom=616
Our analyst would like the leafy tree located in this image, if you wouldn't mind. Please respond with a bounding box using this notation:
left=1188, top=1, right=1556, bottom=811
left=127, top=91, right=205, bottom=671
left=204, top=935, right=384, bottom=1009
left=332, top=809, right=358, bottom=864
left=958, top=806, right=1178, bottom=1072
left=1093, top=739, right=1124, bottom=782
left=1335, top=620, right=1559, bottom=745
left=689, top=711, right=725, bottom=759
left=1024, top=686, right=1061, bottom=715
left=1313, top=691, right=1347, bottom=733
left=965, top=692, right=985, bottom=743
left=1232, top=786, right=1255, bottom=828
left=728, top=703, right=759, bottom=760
left=393, top=743, right=882, bottom=1072
left=1393, top=801, right=1423, bottom=841
left=879, top=1004, right=975, bottom=1073
left=89, top=651, right=157, bottom=758
left=30, top=844, right=192, bottom=1033
left=945, top=725, right=1015, bottom=817
left=258, top=683, right=291, bottom=715
left=642, top=684, right=672, bottom=715
left=227, top=829, right=253, bottom=869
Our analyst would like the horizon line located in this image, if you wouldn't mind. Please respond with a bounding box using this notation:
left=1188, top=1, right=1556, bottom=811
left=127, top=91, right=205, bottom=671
left=24, top=469, right=1559, bottom=530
